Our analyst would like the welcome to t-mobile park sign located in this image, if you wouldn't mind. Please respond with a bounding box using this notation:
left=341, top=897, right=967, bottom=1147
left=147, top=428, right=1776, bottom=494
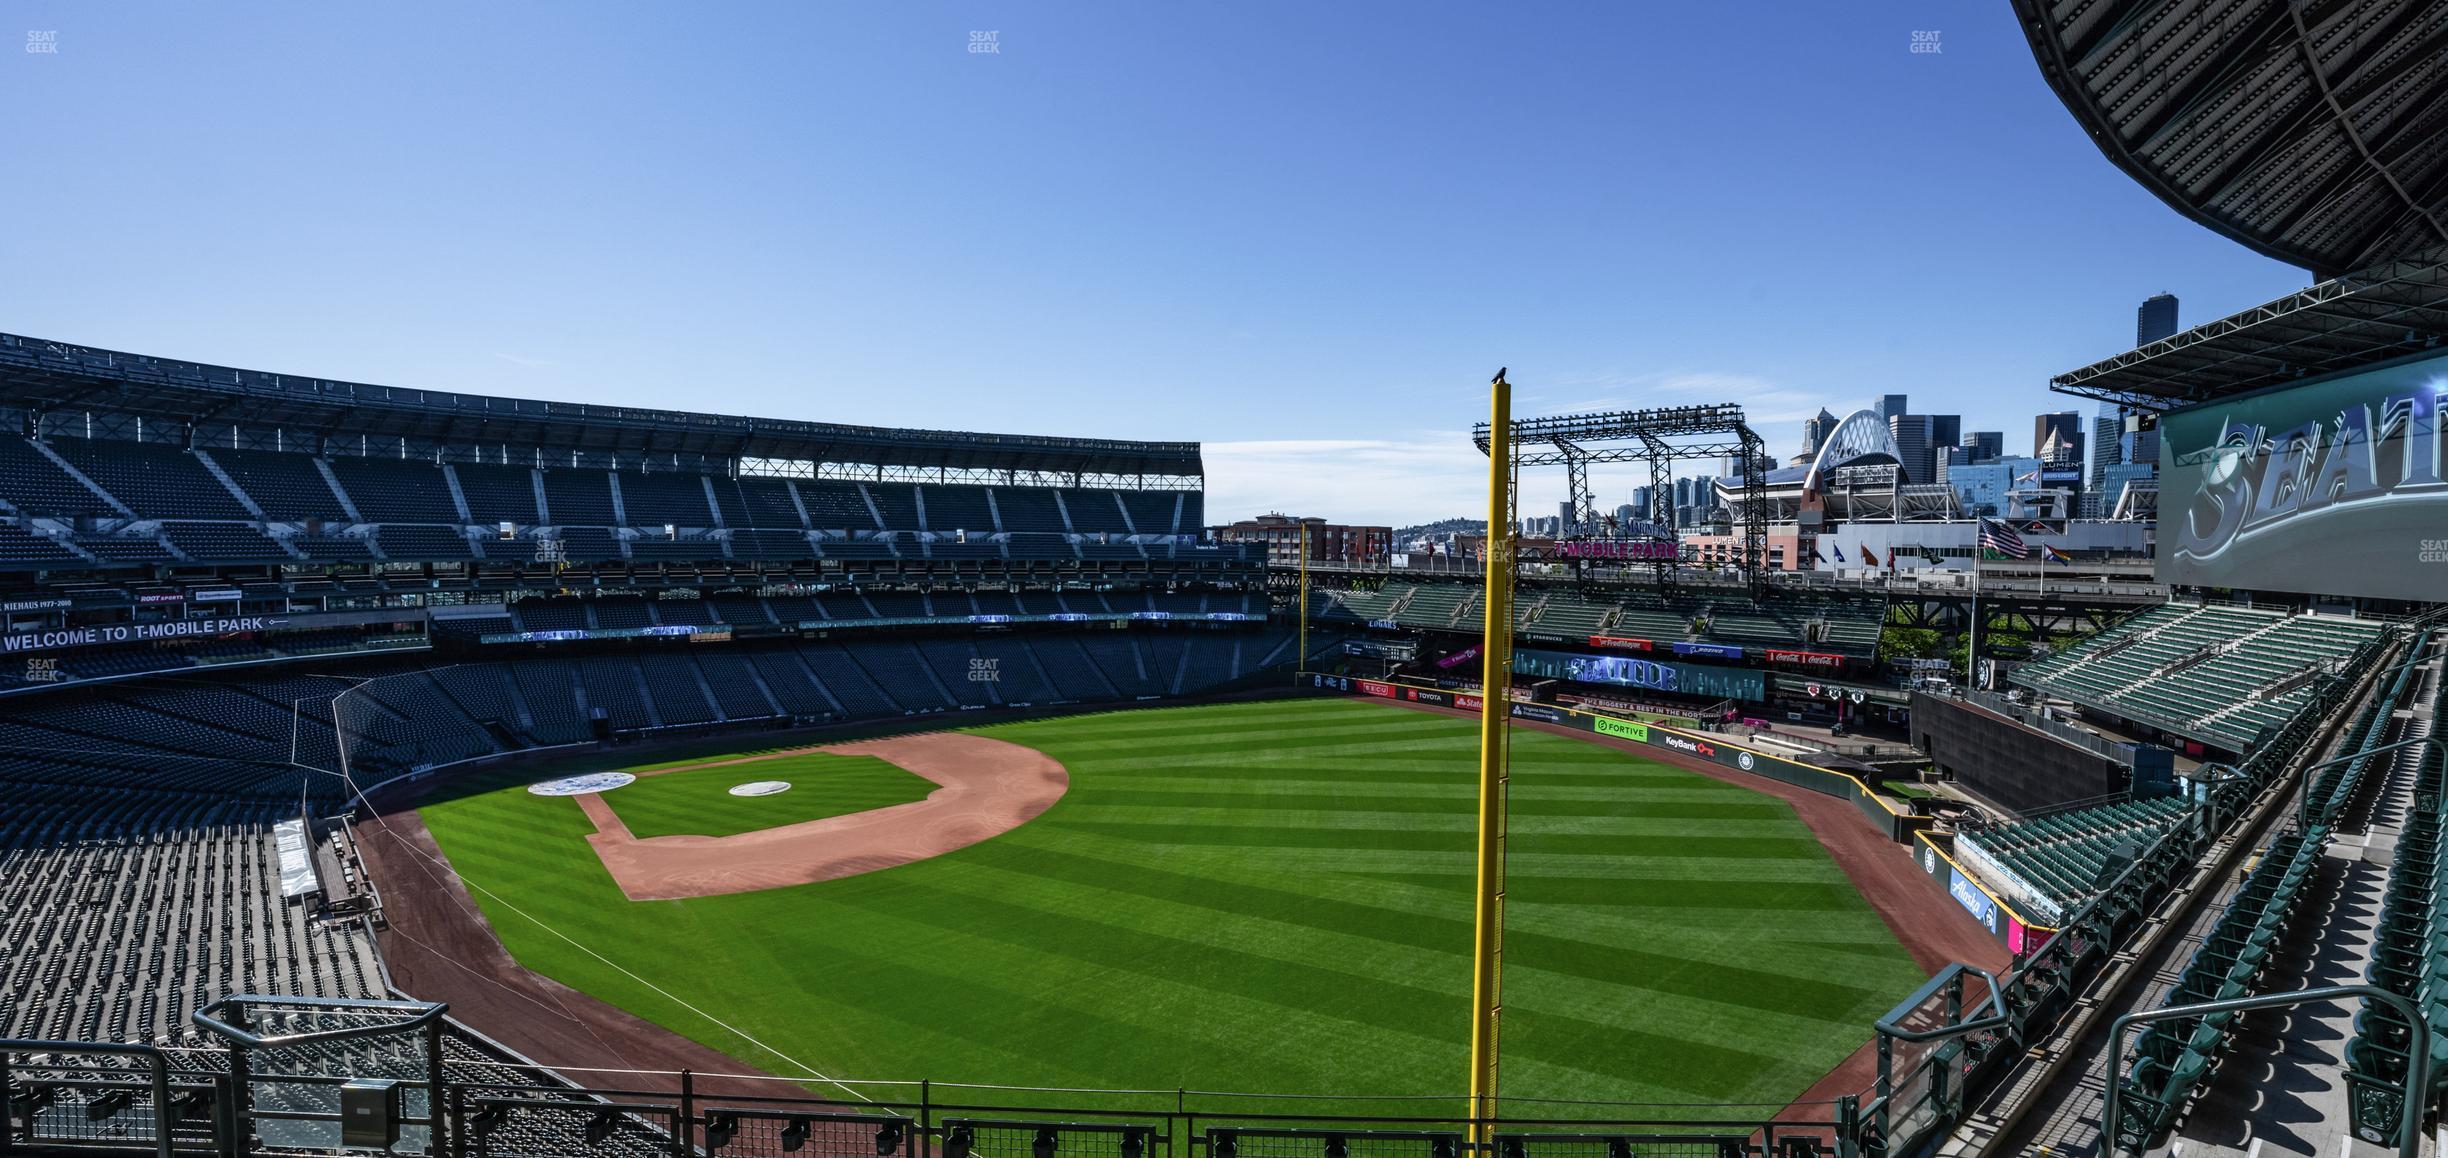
left=0, top=608, right=424, bottom=655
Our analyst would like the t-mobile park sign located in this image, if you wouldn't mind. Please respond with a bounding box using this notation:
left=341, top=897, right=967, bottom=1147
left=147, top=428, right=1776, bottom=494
left=0, top=608, right=418, bottom=655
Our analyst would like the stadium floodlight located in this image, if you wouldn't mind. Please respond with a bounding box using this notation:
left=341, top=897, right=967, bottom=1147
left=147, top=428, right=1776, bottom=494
left=877, top=1121, right=905, bottom=1155
left=1035, top=1126, right=1061, bottom=1158
left=946, top=1125, right=977, bottom=1158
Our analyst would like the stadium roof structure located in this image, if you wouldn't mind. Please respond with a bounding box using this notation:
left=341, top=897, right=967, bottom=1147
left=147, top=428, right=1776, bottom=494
left=2048, top=243, right=2448, bottom=409
left=0, top=332, right=1203, bottom=479
left=2014, top=0, right=2448, bottom=280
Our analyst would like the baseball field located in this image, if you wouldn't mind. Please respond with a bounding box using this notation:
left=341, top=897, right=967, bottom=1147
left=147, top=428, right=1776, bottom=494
left=416, top=697, right=1924, bottom=1109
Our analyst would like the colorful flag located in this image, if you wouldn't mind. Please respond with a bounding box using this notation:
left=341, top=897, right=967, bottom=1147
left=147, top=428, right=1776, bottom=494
left=2041, top=544, right=2073, bottom=565
left=1833, top=544, right=1847, bottom=563
left=1860, top=545, right=1879, bottom=567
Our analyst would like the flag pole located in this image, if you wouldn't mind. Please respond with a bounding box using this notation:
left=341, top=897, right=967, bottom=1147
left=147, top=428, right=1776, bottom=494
left=1468, top=368, right=1514, bottom=1146
left=1967, top=523, right=1981, bottom=693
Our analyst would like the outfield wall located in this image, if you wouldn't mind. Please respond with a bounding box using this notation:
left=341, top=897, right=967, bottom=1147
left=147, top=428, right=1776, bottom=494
left=1300, top=671, right=2047, bottom=953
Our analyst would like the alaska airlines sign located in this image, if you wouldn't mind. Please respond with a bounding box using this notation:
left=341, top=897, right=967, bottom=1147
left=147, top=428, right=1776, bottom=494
left=2162, top=350, right=2448, bottom=602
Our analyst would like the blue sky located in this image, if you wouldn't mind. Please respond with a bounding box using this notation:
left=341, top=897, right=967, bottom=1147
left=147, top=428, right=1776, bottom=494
left=2, top=2, right=2311, bottom=526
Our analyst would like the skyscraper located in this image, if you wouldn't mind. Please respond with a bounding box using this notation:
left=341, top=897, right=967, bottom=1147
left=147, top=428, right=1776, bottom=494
left=2034, top=412, right=2085, bottom=463
left=1888, top=414, right=1936, bottom=485
left=1930, top=415, right=1961, bottom=459
left=1874, top=394, right=1908, bottom=422
left=1960, top=431, right=2004, bottom=464
left=2089, top=401, right=2118, bottom=490
left=1800, top=408, right=1839, bottom=458
left=2137, top=293, right=2180, bottom=345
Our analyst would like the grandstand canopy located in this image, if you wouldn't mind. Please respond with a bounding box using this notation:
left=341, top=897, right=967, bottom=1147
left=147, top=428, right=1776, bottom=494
left=0, top=332, right=1202, bottom=479
left=2049, top=245, right=2448, bottom=409
left=2015, top=0, right=2448, bottom=280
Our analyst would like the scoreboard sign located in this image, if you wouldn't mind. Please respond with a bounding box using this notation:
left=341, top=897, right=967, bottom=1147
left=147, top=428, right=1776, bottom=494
left=2160, top=346, right=2448, bottom=601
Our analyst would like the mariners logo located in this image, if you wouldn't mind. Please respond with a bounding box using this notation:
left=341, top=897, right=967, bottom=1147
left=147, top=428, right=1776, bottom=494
left=1737, top=751, right=1755, bottom=771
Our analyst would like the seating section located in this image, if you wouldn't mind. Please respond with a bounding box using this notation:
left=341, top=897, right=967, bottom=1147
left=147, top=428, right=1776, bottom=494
left=164, top=523, right=294, bottom=563
left=2092, top=632, right=2429, bottom=1147
left=539, top=468, right=617, bottom=525
left=2343, top=652, right=2448, bottom=1143
left=0, top=521, right=83, bottom=567
left=323, top=455, right=460, bottom=523
left=1956, top=796, right=2194, bottom=924
left=0, top=438, right=115, bottom=517
left=618, top=471, right=714, bottom=526
left=0, top=793, right=386, bottom=1045
left=203, top=448, right=348, bottom=521
left=452, top=463, right=541, bottom=524
left=1, top=442, right=1208, bottom=575
left=1310, top=581, right=1883, bottom=658
left=2014, top=604, right=2389, bottom=751
left=50, top=439, right=251, bottom=520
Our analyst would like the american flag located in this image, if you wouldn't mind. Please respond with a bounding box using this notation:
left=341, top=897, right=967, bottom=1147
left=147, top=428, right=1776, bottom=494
left=1978, top=518, right=2029, bottom=559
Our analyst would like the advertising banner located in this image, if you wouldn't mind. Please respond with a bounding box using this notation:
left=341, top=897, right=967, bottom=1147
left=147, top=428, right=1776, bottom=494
left=2159, top=346, right=2448, bottom=601
left=1670, top=641, right=1747, bottom=661
left=1764, top=648, right=1846, bottom=670
left=1435, top=645, right=1482, bottom=669
left=1591, top=716, right=1649, bottom=742
left=1513, top=648, right=1766, bottom=701
left=1587, top=635, right=1654, bottom=652
left=2, top=608, right=424, bottom=656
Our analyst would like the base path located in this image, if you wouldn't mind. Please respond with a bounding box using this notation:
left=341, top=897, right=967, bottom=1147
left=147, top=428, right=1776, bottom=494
left=576, top=732, right=1068, bottom=901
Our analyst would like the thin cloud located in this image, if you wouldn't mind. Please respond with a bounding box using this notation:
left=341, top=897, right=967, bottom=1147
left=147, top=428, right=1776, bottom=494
left=1204, top=435, right=1493, bottom=527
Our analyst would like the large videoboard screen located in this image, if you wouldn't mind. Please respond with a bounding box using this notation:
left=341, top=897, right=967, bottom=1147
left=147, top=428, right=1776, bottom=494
left=2160, top=348, right=2448, bottom=601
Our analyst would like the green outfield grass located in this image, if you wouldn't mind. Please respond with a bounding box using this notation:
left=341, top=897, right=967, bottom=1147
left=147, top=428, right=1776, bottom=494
left=418, top=698, right=1924, bottom=1111
left=603, top=751, right=938, bottom=839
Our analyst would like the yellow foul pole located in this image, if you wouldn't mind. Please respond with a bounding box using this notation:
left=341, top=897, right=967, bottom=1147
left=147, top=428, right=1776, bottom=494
left=1297, top=527, right=1310, bottom=682
left=1468, top=369, right=1514, bottom=1141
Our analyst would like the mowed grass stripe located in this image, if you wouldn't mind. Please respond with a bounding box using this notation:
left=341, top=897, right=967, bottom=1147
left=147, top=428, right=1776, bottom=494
left=419, top=697, right=1926, bottom=1113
